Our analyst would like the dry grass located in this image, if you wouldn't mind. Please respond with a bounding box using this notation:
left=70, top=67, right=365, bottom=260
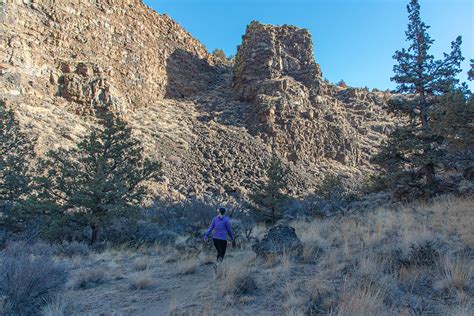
left=336, top=279, right=387, bottom=316
left=132, top=257, right=150, bottom=271
left=40, top=294, right=69, bottom=316
left=282, top=281, right=305, bottom=314
left=293, top=195, right=473, bottom=315
left=436, top=256, right=472, bottom=291
left=217, top=259, right=256, bottom=298
left=54, top=195, right=473, bottom=314
left=199, top=252, right=215, bottom=265
left=176, top=258, right=199, bottom=275
left=128, top=270, right=154, bottom=290
left=168, top=296, right=178, bottom=316
left=69, top=267, right=107, bottom=289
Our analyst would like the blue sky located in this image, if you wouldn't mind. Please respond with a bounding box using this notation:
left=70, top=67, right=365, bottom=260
left=144, top=0, right=473, bottom=90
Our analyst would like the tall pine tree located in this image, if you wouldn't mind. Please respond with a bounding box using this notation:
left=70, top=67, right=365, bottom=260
left=38, top=113, right=162, bottom=244
left=373, top=0, right=467, bottom=198
left=391, top=0, right=464, bottom=128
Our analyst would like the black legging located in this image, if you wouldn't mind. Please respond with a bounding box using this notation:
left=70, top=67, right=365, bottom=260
left=213, top=238, right=227, bottom=262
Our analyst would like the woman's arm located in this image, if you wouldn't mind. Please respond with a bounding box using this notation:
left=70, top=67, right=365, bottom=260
left=204, top=217, right=215, bottom=240
left=225, top=219, right=234, bottom=241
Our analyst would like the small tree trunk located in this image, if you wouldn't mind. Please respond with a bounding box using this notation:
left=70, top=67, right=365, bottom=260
left=420, top=92, right=429, bottom=128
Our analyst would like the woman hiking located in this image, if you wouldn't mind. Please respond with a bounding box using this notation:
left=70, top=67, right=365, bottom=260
left=204, top=207, right=235, bottom=270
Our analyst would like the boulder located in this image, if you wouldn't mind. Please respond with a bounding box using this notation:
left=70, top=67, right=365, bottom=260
left=252, top=225, right=303, bottom=259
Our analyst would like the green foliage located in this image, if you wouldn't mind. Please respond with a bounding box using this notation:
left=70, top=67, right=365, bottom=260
left=391, top=0, right=464, bottom=128
left=249, top=148, right=290, bottom=223
left=372, top=124, right=444, bottom=188
left=212, top=48, right=226, bottom=62
left=314, top=173, right=347, bottom=201
left=431, top=91, right=474, bottom=153
left=374, top=0, right=469, bottom=198
left=37, top=113, right=162, bottom=244
left=0, top=101, right=36, bottom=232
left=374, top=90, right=473, bottom=193
left=468, top=59, right=474, bottom=81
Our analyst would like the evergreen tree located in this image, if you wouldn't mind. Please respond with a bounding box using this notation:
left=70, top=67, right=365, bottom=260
left=0, top=101, right=35, bottom=232
left=468, top=59, right=474, bottom=81
left=250, top=147, right=290, bottom=223
left=38, top=113, right=162, bottom=244
left=391, top=0, right=464, bottom=128
left=432, top=92, right=474, bottom=151
left=373, top=0, right=467, bottom=197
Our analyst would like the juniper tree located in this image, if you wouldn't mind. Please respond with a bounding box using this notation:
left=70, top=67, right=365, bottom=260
left=38, top=113, right=162, bottom=244
left=391, top=0, right=464, bottom=128
left=250, top=147, right=290, bottom=223
left=374, top=0, right=467, bottom=194
left=0, top=102, right=35, bottom=232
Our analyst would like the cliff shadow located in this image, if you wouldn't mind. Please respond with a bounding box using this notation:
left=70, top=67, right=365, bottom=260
left=165, top=49, right=249, bottom=128
left=164, top=49, right=216, bottom=99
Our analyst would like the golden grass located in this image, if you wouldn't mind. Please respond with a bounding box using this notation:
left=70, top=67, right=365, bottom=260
left=128, top=270, right=154, bottom=290
left=217, top=258, right=255, bottom=298
left=176, top=257, right=199, bottom=275
left=336, top=279, right=387, bottom=316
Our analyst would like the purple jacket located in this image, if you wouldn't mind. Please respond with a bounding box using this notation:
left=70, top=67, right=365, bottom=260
left=204, top=216, right=234, bottom=241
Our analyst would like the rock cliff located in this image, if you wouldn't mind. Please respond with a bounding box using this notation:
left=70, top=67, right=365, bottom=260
left=233, top=21, right=396, bottom=166
left=1, top=1, right=401, bottom=202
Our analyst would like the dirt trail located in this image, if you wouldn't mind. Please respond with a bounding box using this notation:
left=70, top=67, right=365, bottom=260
left=67, top=248, right=259, bottom=315
left=138, top=260, right=216, bottom=315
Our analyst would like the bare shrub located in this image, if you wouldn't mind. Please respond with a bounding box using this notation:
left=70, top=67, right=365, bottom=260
left=128, top=270, right=154, bottom=290
left=70, top=267, right=107, bottom=289
left=408, top=240, right=441, bottom=266
left=0, top=242, right=67, bottom=315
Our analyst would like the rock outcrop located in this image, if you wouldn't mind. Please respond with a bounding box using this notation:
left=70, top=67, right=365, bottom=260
left=1, top=2, right=401, bottom=202
left=233, top=21, right=323, bottom=102
left=252, top=225, right=303, bottom=259
left=232, top=22, right=396, bottom=166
